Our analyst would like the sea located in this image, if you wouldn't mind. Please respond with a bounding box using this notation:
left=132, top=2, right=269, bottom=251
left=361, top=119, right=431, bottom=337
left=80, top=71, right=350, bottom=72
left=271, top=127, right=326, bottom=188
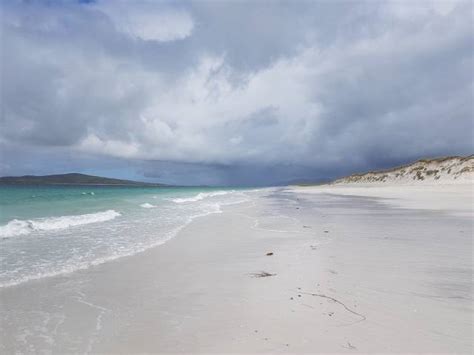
left=0, top=185, right=253, bottom=288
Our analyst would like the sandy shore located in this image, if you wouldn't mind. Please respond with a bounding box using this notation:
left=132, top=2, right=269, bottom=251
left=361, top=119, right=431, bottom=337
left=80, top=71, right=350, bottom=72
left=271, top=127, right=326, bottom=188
left=1, top=185, right=472, bottom=353
left=294, top=183, right=473, bottom=217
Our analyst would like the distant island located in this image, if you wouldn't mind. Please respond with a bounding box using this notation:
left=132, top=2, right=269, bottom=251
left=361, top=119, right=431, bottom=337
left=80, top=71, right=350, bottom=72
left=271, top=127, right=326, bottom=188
left=0, top=173, right=167, bottom=186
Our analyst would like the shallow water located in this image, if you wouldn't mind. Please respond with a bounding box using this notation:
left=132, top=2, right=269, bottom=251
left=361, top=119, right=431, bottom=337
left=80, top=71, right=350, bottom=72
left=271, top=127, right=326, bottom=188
left=0, top=185, right=252, bottom=287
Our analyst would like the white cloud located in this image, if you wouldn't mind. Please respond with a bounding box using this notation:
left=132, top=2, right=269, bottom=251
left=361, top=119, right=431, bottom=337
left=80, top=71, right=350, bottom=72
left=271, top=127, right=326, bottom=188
left=79, top=134, right=140, bottom=159
left=94, top=0, right=194, bottom=42
left=385, top=0, right=463, bottom=19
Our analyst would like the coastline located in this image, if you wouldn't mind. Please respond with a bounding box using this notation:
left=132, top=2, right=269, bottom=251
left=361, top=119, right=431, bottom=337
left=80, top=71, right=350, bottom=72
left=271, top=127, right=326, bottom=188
left=1, top=185, right=472, bottom=353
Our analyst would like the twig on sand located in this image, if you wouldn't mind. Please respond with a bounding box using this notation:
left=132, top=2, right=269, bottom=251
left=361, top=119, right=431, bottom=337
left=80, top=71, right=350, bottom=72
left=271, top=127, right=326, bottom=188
left=298, top=291, right=366, bottom=322
left=250, top=271, right=276, bottom=278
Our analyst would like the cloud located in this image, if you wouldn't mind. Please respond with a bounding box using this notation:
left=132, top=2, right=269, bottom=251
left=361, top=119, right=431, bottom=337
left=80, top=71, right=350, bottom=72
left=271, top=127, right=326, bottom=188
left=1, top=0, right=472, bottom=184
left=384, top=0, right=464, bottom=18
left=93, top=0, right=194, bottom=42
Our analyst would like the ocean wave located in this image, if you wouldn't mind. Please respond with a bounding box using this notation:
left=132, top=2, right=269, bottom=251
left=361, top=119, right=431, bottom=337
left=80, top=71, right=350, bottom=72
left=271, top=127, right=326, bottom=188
left=0, top=191, right=258, bottom=287
left=0, top=210, right=121, bottom=238
left=170, top=190, right=235, bottom=203
left=0, top=204, right=224, bottom=288
left=140, top=203, right=156, bottom=208
left=0, top=231, right=169, bottom=288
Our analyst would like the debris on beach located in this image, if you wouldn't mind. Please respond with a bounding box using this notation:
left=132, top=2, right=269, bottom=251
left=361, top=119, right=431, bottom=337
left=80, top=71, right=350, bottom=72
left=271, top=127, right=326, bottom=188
left=342, top=341, right=357, bottom=350
left=250, top=271, right=276, bottom=278
left=297, top=289, right=366, bottom=322
left=266, top=252, right=274, bottom=256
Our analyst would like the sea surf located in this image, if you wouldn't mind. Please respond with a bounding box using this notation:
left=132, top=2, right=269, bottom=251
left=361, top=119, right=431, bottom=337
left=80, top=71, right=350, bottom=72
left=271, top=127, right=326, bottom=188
left=0, top=186, right=252, bottom=287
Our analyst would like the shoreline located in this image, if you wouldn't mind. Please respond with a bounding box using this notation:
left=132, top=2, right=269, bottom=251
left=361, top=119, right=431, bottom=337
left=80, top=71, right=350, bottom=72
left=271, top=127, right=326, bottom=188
left=1, top=185, right=472, bottom=353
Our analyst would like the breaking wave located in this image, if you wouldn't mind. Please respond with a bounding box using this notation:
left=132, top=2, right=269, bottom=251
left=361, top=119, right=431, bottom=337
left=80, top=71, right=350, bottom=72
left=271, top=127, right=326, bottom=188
left=0, top=210, right=121, bottom=238
left=140, top=203, right=156, bottom=208
left=169, top=190, right=235, bottom=203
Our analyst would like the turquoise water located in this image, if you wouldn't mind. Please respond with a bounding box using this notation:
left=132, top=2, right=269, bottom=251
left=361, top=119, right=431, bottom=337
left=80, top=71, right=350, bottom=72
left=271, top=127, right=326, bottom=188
left=0, top=185, right=252, bottom=287
left=0, top=185, right=234, bottom=224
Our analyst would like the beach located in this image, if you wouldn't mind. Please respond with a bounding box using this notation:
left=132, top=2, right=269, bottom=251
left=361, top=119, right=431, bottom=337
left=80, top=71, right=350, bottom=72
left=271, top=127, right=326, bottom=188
left=1, top=184, right=472, bottom=353
left=3, top=0, right=473, bottom=352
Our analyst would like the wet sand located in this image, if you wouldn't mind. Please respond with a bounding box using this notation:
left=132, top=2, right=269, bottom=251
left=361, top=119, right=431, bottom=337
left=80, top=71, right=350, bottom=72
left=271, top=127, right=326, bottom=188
left=1, top=186, right=472, bottom=353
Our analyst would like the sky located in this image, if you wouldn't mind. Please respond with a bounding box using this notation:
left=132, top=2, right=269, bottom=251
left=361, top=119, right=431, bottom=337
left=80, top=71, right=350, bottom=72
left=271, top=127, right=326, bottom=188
left=1, top=0, right=473, bottom=186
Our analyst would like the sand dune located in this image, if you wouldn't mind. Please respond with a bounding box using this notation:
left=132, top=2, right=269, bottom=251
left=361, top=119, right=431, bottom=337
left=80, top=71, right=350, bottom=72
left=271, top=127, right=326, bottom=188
left=333, top=155, right=473, bottom=184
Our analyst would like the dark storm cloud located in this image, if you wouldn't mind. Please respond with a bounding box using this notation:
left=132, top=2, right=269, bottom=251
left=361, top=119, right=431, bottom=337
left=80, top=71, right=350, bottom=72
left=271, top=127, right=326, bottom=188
left=1, top=0, right=472, bottom=184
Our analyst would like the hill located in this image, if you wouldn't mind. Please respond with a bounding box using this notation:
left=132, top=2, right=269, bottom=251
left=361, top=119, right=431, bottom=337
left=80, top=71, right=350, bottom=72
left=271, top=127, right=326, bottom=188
left=332, top=155, right=473, bottom=185
left=0, top=173, right=166, bottom=186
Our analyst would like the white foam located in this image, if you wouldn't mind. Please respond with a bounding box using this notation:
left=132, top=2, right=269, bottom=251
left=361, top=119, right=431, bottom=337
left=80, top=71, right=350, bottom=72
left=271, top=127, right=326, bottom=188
left=0, top=204, right=224, bottom=288
left=0, top=210, right=121, bottom=238
left=170, top=190, right=235, bottom=203
left=0, top=191, right=254, bottom=288
left=140, top=203, right=156, bottom=208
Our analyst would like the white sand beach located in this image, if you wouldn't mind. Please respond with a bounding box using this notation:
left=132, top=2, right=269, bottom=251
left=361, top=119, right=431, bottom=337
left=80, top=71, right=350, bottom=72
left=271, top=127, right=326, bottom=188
left=1, top=182, right=472, bottom=353
left=295, top=183, right=473, bottom=217
left=3, top=0, right=473, bottom=353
